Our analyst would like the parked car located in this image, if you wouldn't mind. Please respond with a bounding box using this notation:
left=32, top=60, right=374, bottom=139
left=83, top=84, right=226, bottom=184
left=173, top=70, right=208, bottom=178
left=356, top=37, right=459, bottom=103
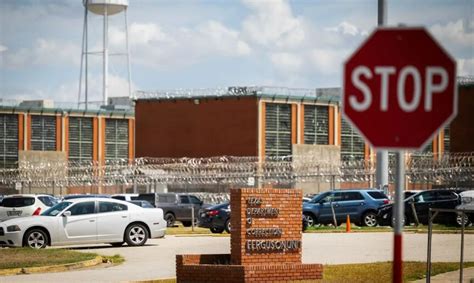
left=198, top=203, right=231, bottom=233
left=111, top=194, right=140, bottom=201
left=404, top=190, right=422, bottom=199
left=0, top=198, right=166, bottom=249
left=303, top=197, right=312, bottom=203
left=377, top=189, right=461, bottom=226
left=62, top=194, right=110, bottom=200
left=0, top=195, right=58, bottom=220
left=199, top=202, right=312, bottom=234
left=303, top=189, right=390, bottom=227
left=128, top=200, right=154, bottom=208
left=302, top=214, right=309, bottom=231
left=135, top=193, right=209, bottom=227
left=455, top=190, right=474, bottom=226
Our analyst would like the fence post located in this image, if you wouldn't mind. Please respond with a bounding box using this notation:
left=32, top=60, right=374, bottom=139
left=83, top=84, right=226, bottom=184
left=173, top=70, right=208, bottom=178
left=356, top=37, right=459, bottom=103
left=191, top=206, right=195, bottom=232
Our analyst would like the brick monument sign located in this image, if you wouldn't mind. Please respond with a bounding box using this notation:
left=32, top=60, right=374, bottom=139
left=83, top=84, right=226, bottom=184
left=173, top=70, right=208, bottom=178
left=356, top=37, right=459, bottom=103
left=176, top=188, right=323, bottom=282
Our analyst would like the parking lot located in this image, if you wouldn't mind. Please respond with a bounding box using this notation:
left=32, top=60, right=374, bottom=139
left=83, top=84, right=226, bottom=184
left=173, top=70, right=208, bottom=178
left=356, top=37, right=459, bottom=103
left=1, top=232, right=473, bottom=282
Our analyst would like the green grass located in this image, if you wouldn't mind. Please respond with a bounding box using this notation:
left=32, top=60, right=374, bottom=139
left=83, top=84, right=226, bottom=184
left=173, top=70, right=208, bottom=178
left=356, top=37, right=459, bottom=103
left=102, top=254, right=125, bottom=265
left=322, top=261, right=474, bottom=282
left=305, top=223, right=474, bottom=233
left=166, top=225, right=230, bottom=236
left=0, top=248, right=98, bottom=269
left=137, top=262, right=474, bottom=283
left=166, top=223, right=474, bottom=235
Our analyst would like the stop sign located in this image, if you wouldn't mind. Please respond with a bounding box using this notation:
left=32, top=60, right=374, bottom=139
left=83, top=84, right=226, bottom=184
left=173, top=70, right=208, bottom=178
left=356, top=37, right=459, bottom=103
left=343, top=28, right=457, bottom=150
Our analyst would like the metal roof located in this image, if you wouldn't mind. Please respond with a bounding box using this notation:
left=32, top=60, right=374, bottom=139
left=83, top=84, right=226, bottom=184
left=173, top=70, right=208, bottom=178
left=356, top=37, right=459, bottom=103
left=0, top=100, right=134, bottom=117
left=136, top=77, right=473, bottom=103
left=135, top=86, right=341, bottom=104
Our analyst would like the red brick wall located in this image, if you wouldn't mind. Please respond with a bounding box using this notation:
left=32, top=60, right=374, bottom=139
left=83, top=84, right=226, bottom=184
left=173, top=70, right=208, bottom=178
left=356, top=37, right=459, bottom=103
left=451, top=85, right=474, bottom=152
left=230, top=188, right=303, bottom=265
left=176, top=256, right=322, bottom=283
left=135, top=97, right=259, bottom=158
left=176, top=188, right=323, bottom=282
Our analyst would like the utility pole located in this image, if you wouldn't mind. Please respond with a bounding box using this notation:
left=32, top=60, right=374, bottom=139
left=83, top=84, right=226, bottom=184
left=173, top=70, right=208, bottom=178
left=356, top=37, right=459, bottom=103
left=376, top=0, right=389, bottom=195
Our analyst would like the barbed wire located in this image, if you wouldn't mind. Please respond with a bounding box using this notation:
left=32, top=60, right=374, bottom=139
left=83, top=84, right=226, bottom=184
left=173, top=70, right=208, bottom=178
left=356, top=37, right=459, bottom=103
left=0, top=152, right=473, bottom=189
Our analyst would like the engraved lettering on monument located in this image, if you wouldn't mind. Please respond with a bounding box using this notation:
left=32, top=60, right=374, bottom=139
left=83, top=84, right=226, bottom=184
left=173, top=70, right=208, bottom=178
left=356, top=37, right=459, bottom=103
left=245, top=196, right=301, bottom=252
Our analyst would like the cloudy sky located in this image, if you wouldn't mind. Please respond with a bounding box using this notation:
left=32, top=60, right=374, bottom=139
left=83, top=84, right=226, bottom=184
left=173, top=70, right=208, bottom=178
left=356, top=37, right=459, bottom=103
left=0, top=0, right=473, bottom=103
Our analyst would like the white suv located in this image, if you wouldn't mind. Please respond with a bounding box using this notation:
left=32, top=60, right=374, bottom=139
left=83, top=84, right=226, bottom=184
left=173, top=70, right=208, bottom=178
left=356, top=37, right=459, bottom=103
left=111, top=193, right=139, bottom=201
left=0, top=194, right=58, bottom=219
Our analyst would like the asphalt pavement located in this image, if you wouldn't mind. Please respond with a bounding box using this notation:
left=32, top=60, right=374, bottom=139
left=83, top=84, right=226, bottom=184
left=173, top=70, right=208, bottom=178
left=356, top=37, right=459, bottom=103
left=0, top=232, right=473, bottom=282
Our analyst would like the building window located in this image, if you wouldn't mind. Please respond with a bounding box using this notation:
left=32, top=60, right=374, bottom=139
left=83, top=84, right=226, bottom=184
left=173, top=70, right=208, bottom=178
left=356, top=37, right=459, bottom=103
left=304, top=105, right=329, bottom=145
left=265, top=103, right=292, bottom=157
left=0, top=114, right=19, bottom=168
left=105, top=119, right=129, bottom=161
left=68, top=117, right=93, bottom=162
left=444, top=127, right=450, bottom=153
left=341, top=118, right=365, bottom=161
left=31, top=116, right=56, bottom=151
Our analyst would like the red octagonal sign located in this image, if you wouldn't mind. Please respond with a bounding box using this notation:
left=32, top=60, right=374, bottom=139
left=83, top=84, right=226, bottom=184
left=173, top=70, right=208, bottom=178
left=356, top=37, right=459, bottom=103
left=343, top=28, right=457, bottom=150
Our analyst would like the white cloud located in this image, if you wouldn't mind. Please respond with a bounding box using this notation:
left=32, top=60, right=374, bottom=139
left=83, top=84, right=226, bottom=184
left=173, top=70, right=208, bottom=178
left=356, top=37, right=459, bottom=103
left=270, top=52, right=303, bottom=73
left=4, top=38, right=80, bottom=68
left=458, top=58, right=474, bottom=76
left=3, top=74, right=135, bottom=103
left=55, top=74, right=135, bottom=103
left=430, top=19, right=474, bottom=57
left=108, top=20, right=251, bottom=69
left=238, top=0, right=367, bottom=84
left=325, top=21, right=368, bottom=36
left=310, top=48, right=349, bottom=75
left=241, top=0, right=306, bottom=49
left=197, top=21, right=251, bottom=56
left=0, top=44, right=7, bottom=53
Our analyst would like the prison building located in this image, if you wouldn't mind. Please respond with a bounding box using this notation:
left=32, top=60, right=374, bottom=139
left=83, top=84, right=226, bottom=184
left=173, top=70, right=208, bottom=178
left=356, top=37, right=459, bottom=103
left=0, top=99, right=135, bottom=169
left=135, top=87, right=451, bottom=162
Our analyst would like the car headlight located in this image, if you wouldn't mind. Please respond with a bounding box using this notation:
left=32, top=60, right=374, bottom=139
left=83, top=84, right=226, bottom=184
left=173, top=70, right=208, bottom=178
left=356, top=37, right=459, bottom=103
left=7, top=225, right=21, bottom=232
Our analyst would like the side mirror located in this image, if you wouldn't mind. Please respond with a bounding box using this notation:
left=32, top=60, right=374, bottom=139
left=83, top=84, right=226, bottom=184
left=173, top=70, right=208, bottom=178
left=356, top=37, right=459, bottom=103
left=62, top=211, right=71, bottom=217
left=200, top=200, right=203, bottom=205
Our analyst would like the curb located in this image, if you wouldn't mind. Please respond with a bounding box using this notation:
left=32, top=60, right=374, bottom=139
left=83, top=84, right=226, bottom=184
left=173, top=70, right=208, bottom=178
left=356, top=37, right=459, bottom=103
left=0, top=256, right=103, bottom=276
left=174, top=234, right=230, bottom=237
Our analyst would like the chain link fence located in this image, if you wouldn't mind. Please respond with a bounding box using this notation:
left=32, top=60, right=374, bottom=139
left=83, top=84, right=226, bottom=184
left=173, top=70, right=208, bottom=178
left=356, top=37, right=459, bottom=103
left=0, top=152, right=473, bottom=195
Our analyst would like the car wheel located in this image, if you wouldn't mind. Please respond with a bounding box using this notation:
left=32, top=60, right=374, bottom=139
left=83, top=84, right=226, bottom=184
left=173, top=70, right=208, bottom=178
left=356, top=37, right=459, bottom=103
left=225, top=219, right=231, bottom=233
left=24, top=229, right=48, bottom=249
left=362, top=212, right=378, bottom=227
left=164, top=213, right=176, bottom=227
left=210, top=227, right=224, bottom=234
left=456, top=214, right=471, bottom=227
left=303, top=213, right=316, bottom=227
left=110, top=242, right=124, bottom=247
left=182, top=218, right=198, bottom=227
left=390, top=215, right=408, bottom=227
left=125, top=224, right=148, bottom=246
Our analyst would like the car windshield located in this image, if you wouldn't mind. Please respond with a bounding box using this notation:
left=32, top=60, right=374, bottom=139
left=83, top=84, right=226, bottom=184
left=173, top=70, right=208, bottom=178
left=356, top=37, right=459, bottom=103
left=311, top=192, right=331, bottom=203
left=41, top=201, right=72, bottom=216
left=38, top=196, right=59, bottom=207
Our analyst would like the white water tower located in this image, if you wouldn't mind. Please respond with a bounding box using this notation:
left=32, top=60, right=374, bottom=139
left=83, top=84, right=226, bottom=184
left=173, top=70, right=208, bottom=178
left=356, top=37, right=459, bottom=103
left=78, top=0, right=132, bottom=108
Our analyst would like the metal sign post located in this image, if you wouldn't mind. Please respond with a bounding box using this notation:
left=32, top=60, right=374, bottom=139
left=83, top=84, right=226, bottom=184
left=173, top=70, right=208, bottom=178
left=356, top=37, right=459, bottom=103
left=393, top=151, right=405, bottom=283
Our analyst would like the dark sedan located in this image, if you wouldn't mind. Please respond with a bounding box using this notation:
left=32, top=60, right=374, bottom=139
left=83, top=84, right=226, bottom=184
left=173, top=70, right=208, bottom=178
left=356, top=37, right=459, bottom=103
left=199, top=203, right=310, bottom=234
left=198, top=203, right=231, bottom=233
left=377, top=189, right=461, bottom=226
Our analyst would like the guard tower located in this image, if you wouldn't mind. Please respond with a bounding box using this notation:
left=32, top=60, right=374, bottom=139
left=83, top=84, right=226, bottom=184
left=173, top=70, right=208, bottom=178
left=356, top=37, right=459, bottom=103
left=78, top=0, right=132, bottom=108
